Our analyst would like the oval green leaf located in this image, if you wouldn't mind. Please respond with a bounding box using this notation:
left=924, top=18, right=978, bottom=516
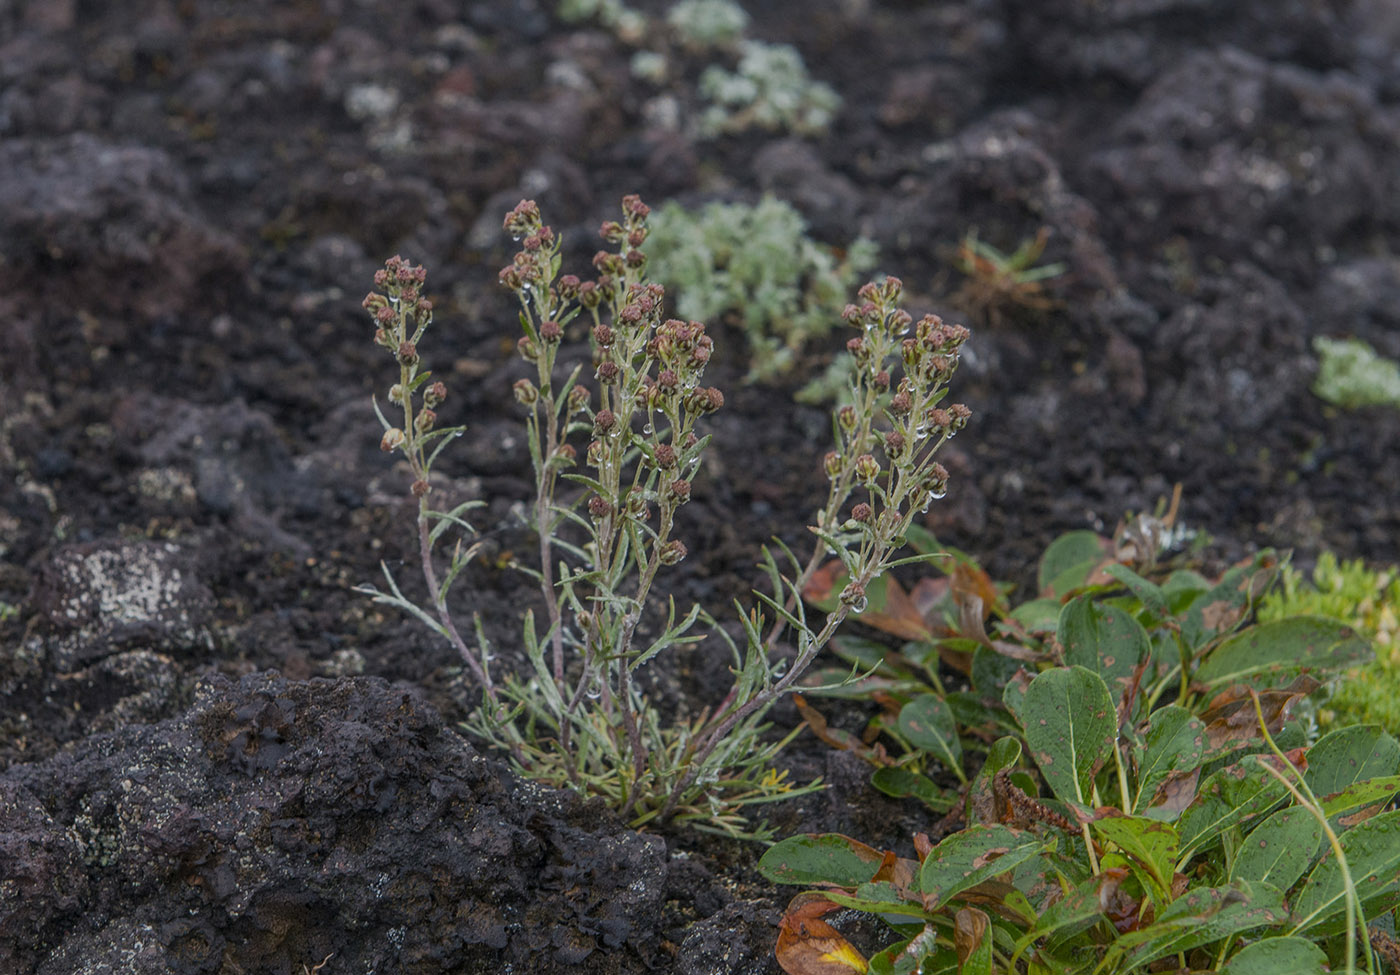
left=1222, top=936, right=1329, bottom=975
left=757, top=833, right=884, bottom=887
left=1230, top=806, right=1324, bottom=891
left=898, top=694, right=963, bottom=773
left=1193, top=615, right=1372, bottom=691
left=918, top=824, right=1045, bottom=910
left=1020, top=666, right=1117, bottom=808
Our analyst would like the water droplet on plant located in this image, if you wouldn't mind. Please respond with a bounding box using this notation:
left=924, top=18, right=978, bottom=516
left=642, top=423, right=653, bottom=435
left=852, top=596, right=868, bottom=613
left=586, top=678, right=603, bottom=700
left=511, top=235, right=521, bottom=242
left=930, top=488, right=947, bottom=499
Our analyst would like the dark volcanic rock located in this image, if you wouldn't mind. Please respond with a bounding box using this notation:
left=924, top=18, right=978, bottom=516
left=0, top=672, right=669, bottom=975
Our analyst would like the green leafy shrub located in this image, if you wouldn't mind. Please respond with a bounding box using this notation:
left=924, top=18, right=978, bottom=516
left=696, top=39, right=841, bottom=136
left=1261, top=553, right=1400, bottom=732
left=1312, top=336, right=1400, bottom=409
left=358, top=196, right=970, bottom=837
left=645, top=195, right=878, bottom=384
left=764, top=525, right=1397, bottom=973
left=666, top=0, right=749, bottom=49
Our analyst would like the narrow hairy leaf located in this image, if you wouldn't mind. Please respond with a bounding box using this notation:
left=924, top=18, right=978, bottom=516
left=1020, top=666, right=1117, bottom=809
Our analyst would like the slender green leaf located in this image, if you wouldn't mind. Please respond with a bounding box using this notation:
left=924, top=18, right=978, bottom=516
left=1020, top=666, right=1117, bottom=809
left=1103, top=562, right=1169, bottom=617
left=1319, top=774, right=1400, bottom=819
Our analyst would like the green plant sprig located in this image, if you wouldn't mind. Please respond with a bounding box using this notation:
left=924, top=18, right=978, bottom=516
left=358, top=259, right=494, bottom=701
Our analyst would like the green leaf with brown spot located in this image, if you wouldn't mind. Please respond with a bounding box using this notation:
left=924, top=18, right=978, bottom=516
left=1177, top=756, right=1291, bottom=861
left=1111, top=879, right=1288, bottom=969
left=1092, top=814, right=1180, bottom=893
left=1230, top=806, right=1324, bottom=891
left=918, top=825, right=1046, bottom=910
left=758, top=833, right=885, bottom=888
left=1134, top=705, right=1207, bottom=814
left=1058, top=596, right=1151, bottom=700
left=1291, top=808, right=1400, bottom=935
left=1193, top=615, right=1372, bottom=692
left=1222, top=937, right=1329, bottom=975
left=898, top=694, right=962, bottom=774
left=1020, top=666, right=1117, bottom=809
left=1037, top=531, right=1111, bottom=598
left=1303, top=724, right=1400, bottom=798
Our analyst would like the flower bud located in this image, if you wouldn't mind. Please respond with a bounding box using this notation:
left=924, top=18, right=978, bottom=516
left=513, top=378, right=539, bottom=405
left=850, top=502, right=873, bottom=524
left=380, top=428, right=406, bottom=452
left=823, top=450, right=843, bottom=479
left=625, top=494, right=651, bottom=520
left=424, top=381, right=447, bottom=408
left=890, top=391, right=912, bottom=416
left=596, top=361, right=620, bottom=384
left=517, top=336, right=540, bottom=362
left=567, top=385, right=591, bottom=414
left=873, top=370, right=890, bottom=392
left=658, top=539, right=687, bottom=565
left=411, top=479, right=431, bottom=498
left=557, top=274, right=581, bottom=300
left=587, top=495, right=613, bottom=520
left=948, top=403, right=972, bottom=431
left=503, top=199, right=542, bottom=238
left=594, top=409, right=616, bottom=435
left=388, top=383, right=405, bottom=405
left=837, top=405, right=858, bottom=433
left=653, top=443, right=677, bottom=468
left=592, top=324, right=615, bottom=348
left=657, top=368, right=679, bottom=392
left=883, top=430, right=906, bottom=458
left=539, top=320, right=563, bottom=344
left=396, top=342, right=418, bottom=366
left=840, top=581, right=867, bottom=609
left=578, top=280, right=601, bottom=309
left=375, top=305, right=395, bottom=326
left=854, top=453, right=880, bottom=484
left=688, top=386, right=724, bottom=414
left=414, top=408, right=437, bottom=433
left=552, top=443, right=577, bottom=467
left=668, top=478, right=691, bottom=503
left=587, top=439, right=604, bottom=466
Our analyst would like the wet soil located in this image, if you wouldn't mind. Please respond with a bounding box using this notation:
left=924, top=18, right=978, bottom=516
left=2, top=0, right=1400, bottom=972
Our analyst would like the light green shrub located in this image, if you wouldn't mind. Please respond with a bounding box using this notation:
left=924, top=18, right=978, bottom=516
left=697, top=40, right=841, bottom=136
left=646, top=195, right=878, bottom=384
left=666, top=0, right=749, bottom=49
left=1312, top=336, right=1400, bottom=409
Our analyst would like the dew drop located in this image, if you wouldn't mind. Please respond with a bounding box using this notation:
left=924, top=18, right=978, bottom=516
left=642, top=423, right=653, bottom=435
left=511, top=235, right=521, bottom=242
left=852, top=596, right=869, bottom=613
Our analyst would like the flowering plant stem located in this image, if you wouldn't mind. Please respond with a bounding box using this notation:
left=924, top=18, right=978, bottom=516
left=366, top=197, right=971, bottom=836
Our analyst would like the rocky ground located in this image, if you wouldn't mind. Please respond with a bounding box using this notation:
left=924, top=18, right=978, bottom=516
left=2, top=0, right=1400, bottom=972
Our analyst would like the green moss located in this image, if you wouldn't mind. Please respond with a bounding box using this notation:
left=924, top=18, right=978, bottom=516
left=645, top=195, right=878, bottom=384
left=1259, top=552, right=1400, bottom=731
left=1311, top=336, right=1400, bottom=409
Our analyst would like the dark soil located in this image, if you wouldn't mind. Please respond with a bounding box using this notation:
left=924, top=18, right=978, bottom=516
left=2, top=1, right=1400, bottom=972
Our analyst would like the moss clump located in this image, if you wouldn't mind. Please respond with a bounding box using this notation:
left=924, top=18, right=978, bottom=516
left=645, top=195, right=878, bottom=384
left=1312, top=336, right=1400, bottom=409
left=1259, top=551, right=1400, bottom=731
